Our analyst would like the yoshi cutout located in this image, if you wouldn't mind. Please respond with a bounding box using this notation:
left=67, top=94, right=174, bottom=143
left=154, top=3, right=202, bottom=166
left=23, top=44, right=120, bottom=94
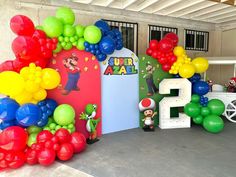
left=80, top=104, right=100, bottom=144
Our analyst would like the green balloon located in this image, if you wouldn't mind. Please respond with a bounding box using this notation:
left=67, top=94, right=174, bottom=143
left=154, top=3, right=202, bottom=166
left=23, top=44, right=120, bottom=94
left=51, top=130, right=56, bottom=134
left=203, top=115, right=224, bottom=133
left=27, top=133, right=37, bottom=147
left=43, top=127, right=50, bottom=131
left=63, top=25, right=76, bottom=37
left=53, top=43, right=62, bottom=53
left=58, top=36, right=64, bottom=42
left=43, top=16, right=63, bottom=38
left=55, top=125, right=62, bottom=131
left=61, top=41, right=66, bottom=47
left=53, top=104, right=75, bottom=126
left=184, top=102, right=201, bottom=117
left=191, top=94, right=200, bottom=103
left=193, top=115, right=203, bottom=125
left=64, top=36, right=70, bottom=42
left=75, top=25, right=85, bottom=38
left=70, top=37, right=76, bottom=43
left=207, top=99, right=225, bottom=116
left=63, top=42, right=73, bottom=50
left=46, top=117, right=54, bottom=127
left=49, top=123, right=57, bottom=130
left=56, top=6, right=75, bottom=25
left=72, top=42, right=77, bottom=46
left=27, top=126, right=42, bottom=134
left=84, top=25, right=102, bottom=44
left=201, top=107, right=211, bottom=117
left=68, top=123, right=74, bottom=129
left=77, top=38, right=85, bottom=50
left=36, top=25, right=44, bottom=31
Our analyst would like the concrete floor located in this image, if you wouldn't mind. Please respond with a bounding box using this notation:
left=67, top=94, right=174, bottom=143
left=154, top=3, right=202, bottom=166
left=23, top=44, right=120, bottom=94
left=64, top=121, right=236, bottom=177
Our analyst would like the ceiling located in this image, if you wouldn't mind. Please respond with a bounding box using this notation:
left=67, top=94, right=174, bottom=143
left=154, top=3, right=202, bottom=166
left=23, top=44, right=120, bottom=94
left=70, top=0, right=236, bottom=24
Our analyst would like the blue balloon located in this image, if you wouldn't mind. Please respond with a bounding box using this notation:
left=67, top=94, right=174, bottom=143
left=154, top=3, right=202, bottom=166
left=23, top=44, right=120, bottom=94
left=112, top=28, right=121, bottom=36
left=95, top=20, right=110, bottom=35
left=193, top=81, right=210, bottom=96
left=85, top=47, right=90, bottom=52
left=99, top=36, right=115, bottom=55
left=0, top=98, right=19, bottom=121
left=106, top=31, right=116, bottom=39
left=84, top=42, right=90, bottom=47
left=45, top=99, right=57, bottom=111
left=0, top=119, right=16, bottom=130
left=94, top=44, right=99, bottom=49
left=95, top=49, right=101, bottom=55
left=36, top=118, right=48, bottom=127
left=96, top=53, right=107, bottom=62
left=189, top=73, right=201, bottom=83
left=90, top=44, right=95, bottom=50
left=16, top=104, right=42, bottom=126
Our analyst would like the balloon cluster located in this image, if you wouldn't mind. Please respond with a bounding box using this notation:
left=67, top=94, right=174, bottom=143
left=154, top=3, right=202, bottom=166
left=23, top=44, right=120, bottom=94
left=41, top=7, right=123, bottom=61
left=36, top=99, right=58, bottom=127
left=0, top=126, right=86, bottom=170
left=184, top=95, right=225, bottom=133
left=146, top=32, right=209, bottom=78
left=0, top=15, right=58, bottom=72
left=0, top=63, right=60, bottom=105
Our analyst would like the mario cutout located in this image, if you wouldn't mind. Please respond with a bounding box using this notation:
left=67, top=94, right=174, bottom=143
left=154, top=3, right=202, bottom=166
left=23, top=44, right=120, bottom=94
left=100, top=48, right=139, bottom=134
left=47, top=48, right=101, bottom=138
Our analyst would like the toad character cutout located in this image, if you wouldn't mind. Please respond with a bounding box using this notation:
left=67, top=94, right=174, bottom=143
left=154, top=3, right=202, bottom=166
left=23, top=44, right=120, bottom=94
left=62, top=54, right=81, bottom=95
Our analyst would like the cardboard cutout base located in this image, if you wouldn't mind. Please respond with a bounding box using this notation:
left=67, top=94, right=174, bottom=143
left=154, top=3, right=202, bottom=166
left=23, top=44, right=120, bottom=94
left=47, top=48, right=101, bottom=138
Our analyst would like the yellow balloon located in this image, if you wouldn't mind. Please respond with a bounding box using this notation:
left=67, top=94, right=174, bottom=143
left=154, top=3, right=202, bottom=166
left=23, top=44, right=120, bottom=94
left=20, top=67, right=30, bottom=79
left=41, top=68, right=61, bottom=90
left=25, top=80, right=40, bottom=93
left=173, top=46, right=185, bottom=57
left=14, top=90, right=33, bottom=105
left=192, top=57, right=209, bottom=73
left=0, top=71, right=25, bottom=96
left=179, top=64, right=196, bottom=78
left=33, top=89, right=47, bottom=101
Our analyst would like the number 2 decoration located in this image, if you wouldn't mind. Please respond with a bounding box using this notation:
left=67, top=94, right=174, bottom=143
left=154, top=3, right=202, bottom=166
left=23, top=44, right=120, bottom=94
left=159, top=78, right=192, bottom=129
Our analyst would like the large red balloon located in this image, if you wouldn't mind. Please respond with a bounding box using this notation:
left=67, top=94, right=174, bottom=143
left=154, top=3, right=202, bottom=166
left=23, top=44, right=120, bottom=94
left=12, top=58, right=29, bottom=72
left=158, top=38, right=174, bottom=53
left=55, top=129, right=71, bottom=144
left=164, top=32, right=179, bottom=46
left=10, top=15, right=35, bottom=36
left=32, top=30, right=47, bottom=40
left=38, top=148, right=55, bottom=166
left=162, top=63, right=171, bottom=72
left=149, top=40, right=159, bottom=50
left=0, top=60, right=14, bottom=72
left=57, top=143, right=74, bottom=161
left=0, top=126, right=28, bottom=151
left=34, top=58, right=48, bottom=68
left=146, top=48, right=153, bottom=56
left=70, top=132, right=86, bottom=154
left=12, top=36, right=40, bottom=61
left=37, top=130, right=53, bottom=143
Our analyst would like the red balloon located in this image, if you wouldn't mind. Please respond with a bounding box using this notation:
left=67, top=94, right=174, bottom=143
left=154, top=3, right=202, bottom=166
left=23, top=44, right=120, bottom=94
left=53, top=144, right=60, bottom=151
left=34, top=58, right=48, bottom=68
left=52, top=38, right=58, bottom=44
left=169, top=55, right=177, bottom=64
left=0, top=149, right=6, bottom=160
left=0, top=60, right=14, bottom=72
left=12, top=36, right=40, bottom=61
left=151, top=50, right=159, bottom=59
left=0, top=159, right=8, bottom=169
left=44, top=140, right=54, bottom=149
left=0, top=126, right=28, bottom=151
left=57, top=143, right=74, bottom=161
left=37, top=130, right=53, bottom=143
left=26, top=149, right=38, bottom=165
left=38, top=148, right=55, bottom=166
left=158, top=57, right=168, bottom=65
left=158, top=38, right=174, bottom=53
left=8, top=151, right=25, bottom=169
left=149, top=40, right=159, bottom=50
left=55, top=129, right=71, bottom=144
left=32, top=30, right=47, bottom=40
left=70, top=132, right=86, bottom=154
left=162, top=63, right=171, bottom=72
left=146, top=48, right=153, bottom=56
left=164, top=32, right=179, bottom=46
left=10, top=15, right=35, bottom=36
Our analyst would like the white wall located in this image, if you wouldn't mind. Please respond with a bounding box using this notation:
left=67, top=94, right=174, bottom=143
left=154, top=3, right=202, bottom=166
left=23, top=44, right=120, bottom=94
left=221, top=28, right=236, bottom=56
left=0, top=0, right=221, bottom=63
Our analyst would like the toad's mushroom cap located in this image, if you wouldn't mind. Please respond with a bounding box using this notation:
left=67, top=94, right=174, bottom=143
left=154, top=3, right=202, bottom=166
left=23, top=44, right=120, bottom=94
left=139, top=98, right=156, bottom=112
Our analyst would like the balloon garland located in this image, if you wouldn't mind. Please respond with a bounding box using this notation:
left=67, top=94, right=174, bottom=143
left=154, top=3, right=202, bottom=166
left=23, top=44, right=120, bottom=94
left=0, top=6, right=123, bottom=171
left=146, top=33, right=225, bottom=133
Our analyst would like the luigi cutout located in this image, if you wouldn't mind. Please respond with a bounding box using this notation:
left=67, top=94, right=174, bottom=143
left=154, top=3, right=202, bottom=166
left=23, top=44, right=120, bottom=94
left=139, top=98, right=157, bottom=131
left=80, top=104, right=100, bottom=144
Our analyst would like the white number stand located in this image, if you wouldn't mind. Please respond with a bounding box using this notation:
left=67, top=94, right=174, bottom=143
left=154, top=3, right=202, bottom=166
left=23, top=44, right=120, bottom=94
left=159, top=78, right=192, bottom=129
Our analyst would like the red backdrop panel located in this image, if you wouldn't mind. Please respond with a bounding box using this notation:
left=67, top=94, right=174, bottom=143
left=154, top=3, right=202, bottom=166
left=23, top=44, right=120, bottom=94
left=47, top=48, right=101, bottom=138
